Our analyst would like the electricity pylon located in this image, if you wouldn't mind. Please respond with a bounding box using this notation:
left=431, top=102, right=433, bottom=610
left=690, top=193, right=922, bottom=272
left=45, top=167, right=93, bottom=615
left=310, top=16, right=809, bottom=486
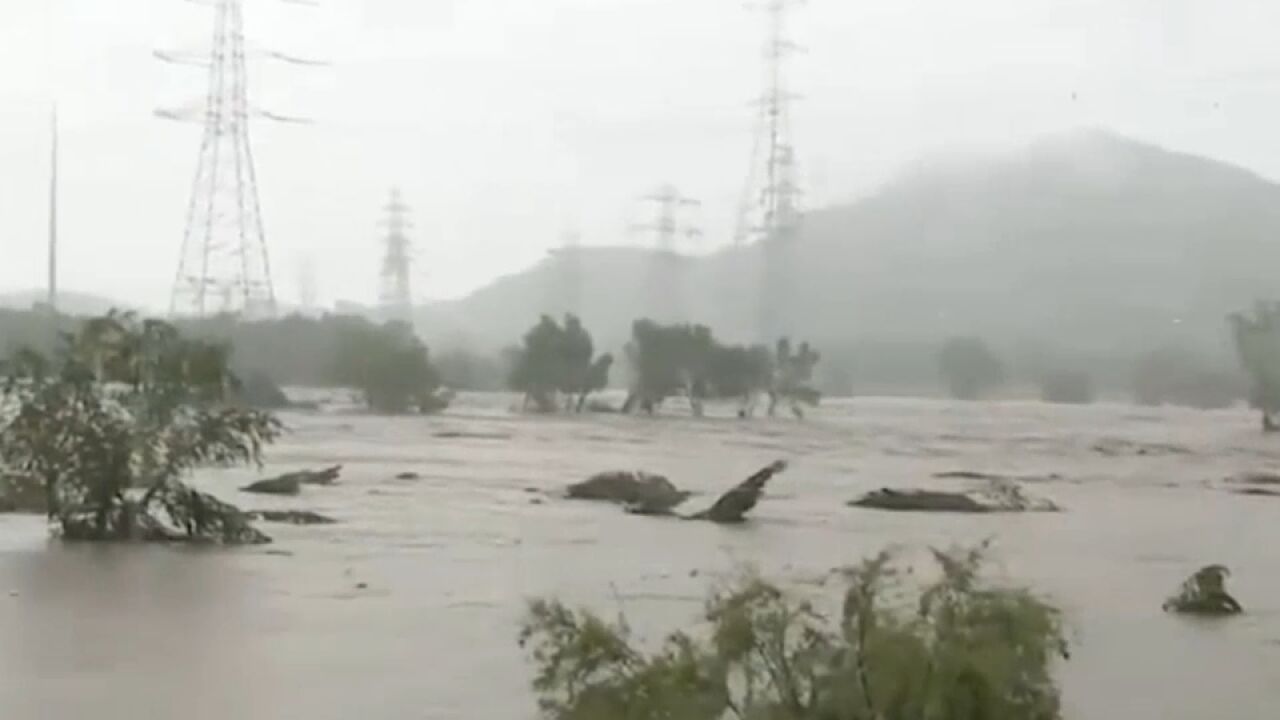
left=634, top=184, right=701, bottom=322
left=734, top=0, right=806, bottom=340
left=379, top=188, right=414, bottom=323
left=159, top=0, right=321, bottom=318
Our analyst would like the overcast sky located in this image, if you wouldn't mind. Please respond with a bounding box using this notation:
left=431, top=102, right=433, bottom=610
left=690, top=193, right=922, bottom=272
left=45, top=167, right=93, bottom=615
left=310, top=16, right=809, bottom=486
left=3, top=0, right=1280, bottom=309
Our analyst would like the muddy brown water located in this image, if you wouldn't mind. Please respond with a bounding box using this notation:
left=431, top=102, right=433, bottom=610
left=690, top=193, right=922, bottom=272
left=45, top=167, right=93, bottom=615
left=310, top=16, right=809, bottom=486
left=2, top=394, right=1278, bottom=719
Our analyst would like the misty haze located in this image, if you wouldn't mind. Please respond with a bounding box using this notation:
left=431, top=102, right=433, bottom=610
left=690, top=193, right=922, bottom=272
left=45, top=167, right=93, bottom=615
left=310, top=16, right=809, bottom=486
left=2, top=1, right=1280, bottom=719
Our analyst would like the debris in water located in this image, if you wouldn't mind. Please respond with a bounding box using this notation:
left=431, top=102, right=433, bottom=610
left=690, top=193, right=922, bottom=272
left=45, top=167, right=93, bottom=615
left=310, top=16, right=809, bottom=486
left=241, top=476, right=301, bottom=496
left=395, top=471, right=421, bottom=480
left=241, top=465, right=343, bottom=495
left=248, top=510, right=338, bottom=525
left=1163, top=565, right=1243, bottom=616
left=433, top=430, right=511, bottom=440
left=851, top=488, right=988, bottom=513
left=1232, top=487, right=1280, bottom=497
left=685, top=460, right=788, bottom=523
left=564, top=461, right=788, bottom=523
left=567, top=470, right=689, bottom=510
left=1225, top=471, right=1280, bottom=487
left=851, top=478, right=1059, bottom=513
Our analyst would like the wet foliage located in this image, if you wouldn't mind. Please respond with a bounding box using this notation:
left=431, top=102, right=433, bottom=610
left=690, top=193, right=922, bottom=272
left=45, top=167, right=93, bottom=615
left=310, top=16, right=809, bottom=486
left=1131, top=346, right=1243, bottom=410
left=332, top=319, right=450, bottom=415
left=938, top=337, right=1004, bottom=400
left=520, top=544, right=1068, bottom=720
left=1038, top=370, right=1094, bottom=405
left=508, top=315, right=614, bottom=413
left=1229, top=302, right=1280, bottom=430
left=0, top=311, right=280, bottom=544
left=1163, top=565, right=1243, bottom=617
left=622, top=320, right=820, bottom=417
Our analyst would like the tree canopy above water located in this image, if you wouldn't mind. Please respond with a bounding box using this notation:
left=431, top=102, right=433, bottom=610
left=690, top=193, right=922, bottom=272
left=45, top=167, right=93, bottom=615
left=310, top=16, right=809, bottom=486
left=0, top=311, right=279, bottom=544
left=1229, top=302, right=1280, bottom=430
left=938, top=336, right=1004, bottom=400
left=508, top=314, right=613, bottom=413
left=622, top=319, right=820, bottom=417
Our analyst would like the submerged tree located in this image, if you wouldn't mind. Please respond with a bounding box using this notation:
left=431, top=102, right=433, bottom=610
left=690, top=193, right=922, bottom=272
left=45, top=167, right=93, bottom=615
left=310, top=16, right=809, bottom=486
left=520, top=543, right=1068, bottom=720
left=1039, top=370, right=1095, bottom=405
left=1229, top=302, right=1280, bottom=431
left=508, top=315, right=613, bottom=413
left=623, top=320, right=714, bottom=415
left=769, top=338, right=822, bottom=417
left=938, top=336, right=1004, bottom=400
left=622, top=320, right=820, bottom=418
left=333, top=319, right=450, bottom=414
left=0, top=311, right=280, bottom=544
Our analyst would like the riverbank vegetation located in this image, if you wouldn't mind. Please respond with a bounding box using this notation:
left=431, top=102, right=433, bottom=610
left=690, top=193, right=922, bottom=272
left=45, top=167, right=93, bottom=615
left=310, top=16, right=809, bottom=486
left=0, top=307, right=1260, bottom=411
left=520, top=543, right=1068, bottom=719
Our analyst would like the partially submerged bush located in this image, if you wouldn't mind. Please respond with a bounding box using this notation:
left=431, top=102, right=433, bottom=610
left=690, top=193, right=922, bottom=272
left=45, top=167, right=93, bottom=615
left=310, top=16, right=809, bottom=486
left=1163, top=565, right=1243, bottom=616
left=938, top=336, right=1004, bottom=400
left=1039, top=370, right=1094, bottom=405
left=621, top=320, right=820, bottom=417
left=0, top=311, right=280, bottom=544
left=332, top=319, right=449, bottom=415
left=520, top=544, right=1068, bottom=719
left=1230, top=303, right=1280, bottom=430
left=508, top=315, right=613, bottom=413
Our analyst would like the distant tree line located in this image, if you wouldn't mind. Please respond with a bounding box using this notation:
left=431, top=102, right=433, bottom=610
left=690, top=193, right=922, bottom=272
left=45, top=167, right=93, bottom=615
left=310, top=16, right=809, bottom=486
left=503, top=315, right=822, bottom=417
left=0, top=307, right=1255, bottom=410
left=0, top=310, right=451, bottom=416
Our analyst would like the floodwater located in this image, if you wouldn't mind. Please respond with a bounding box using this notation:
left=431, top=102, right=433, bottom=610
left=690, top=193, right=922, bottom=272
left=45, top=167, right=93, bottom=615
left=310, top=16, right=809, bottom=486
left=2, top=394, right=1278, bottom=719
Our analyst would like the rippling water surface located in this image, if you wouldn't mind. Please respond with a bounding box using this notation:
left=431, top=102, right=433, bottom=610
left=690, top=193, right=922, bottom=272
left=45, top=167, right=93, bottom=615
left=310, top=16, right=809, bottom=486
left=2, top=394, right=1278, bottom=719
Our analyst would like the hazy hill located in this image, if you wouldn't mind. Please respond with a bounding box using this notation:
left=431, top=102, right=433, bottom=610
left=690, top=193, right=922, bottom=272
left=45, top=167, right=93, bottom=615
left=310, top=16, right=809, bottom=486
left=417, top=130, right=1280, bottom=365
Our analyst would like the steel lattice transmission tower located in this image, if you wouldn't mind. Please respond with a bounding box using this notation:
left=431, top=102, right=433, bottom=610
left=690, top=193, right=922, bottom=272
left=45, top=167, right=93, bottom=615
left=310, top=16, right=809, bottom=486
left=635, top=184, right=701, bottom=322
left=735, top=0, right=805, bottom=340
left=379, top=188, right=414, bottom=323
left=165, top=0, right=277, bottom=318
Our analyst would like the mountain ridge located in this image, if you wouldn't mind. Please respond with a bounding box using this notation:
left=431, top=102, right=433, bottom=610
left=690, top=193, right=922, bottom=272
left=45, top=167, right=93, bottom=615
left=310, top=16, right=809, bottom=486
left=412, top=129, right=1280, bottom=360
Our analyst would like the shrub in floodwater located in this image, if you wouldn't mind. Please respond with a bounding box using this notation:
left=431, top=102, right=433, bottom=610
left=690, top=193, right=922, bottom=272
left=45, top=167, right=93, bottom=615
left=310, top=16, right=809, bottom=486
left=508, top=314, right=613, bottom=413
left=621, top=319, right=821, bottom=417
left=1163, top=565, right=1243, bottom=616
left=332, top=318, right=450, bottom=415
left=1229, top=302, right=1280, bottom=431
left=938, top=336, right=1004, bottom=400
left=1038, top=370, right=1094, bottom=405
left=0, top=311, right=280, bottom=544
left=519, top=543, right=1069, bottom=720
